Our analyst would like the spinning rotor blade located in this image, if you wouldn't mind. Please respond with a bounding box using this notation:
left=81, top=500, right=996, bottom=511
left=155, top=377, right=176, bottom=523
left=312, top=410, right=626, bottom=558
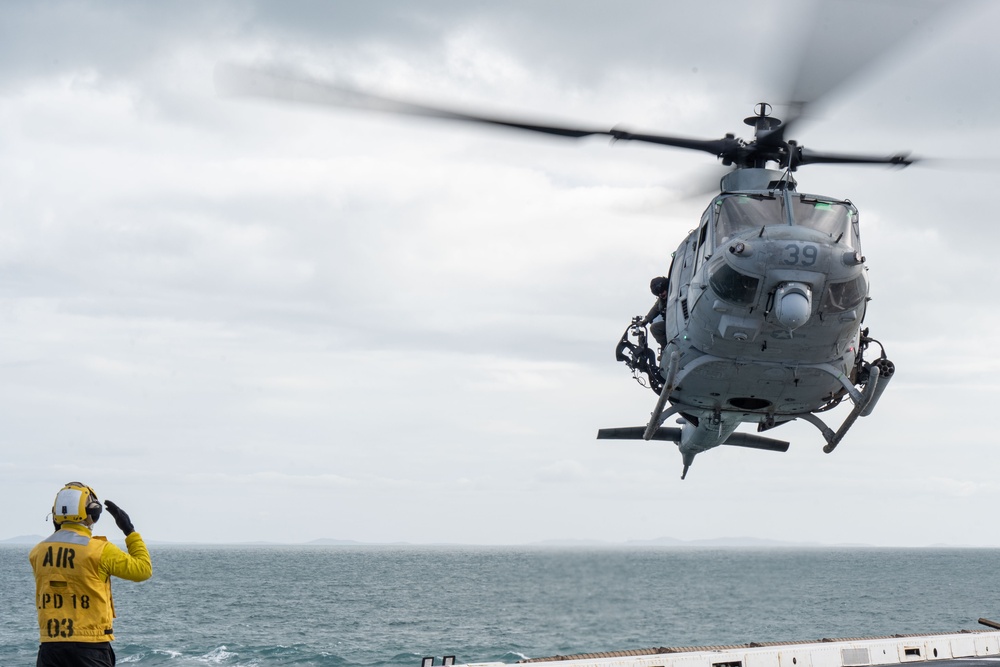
left=795, top=147, right=915, bottom=168
left=783, top=0, right=948, bottom=112
left=216, top=0, right=959, bottom=177
left=215, top=64, right=740, bottom=159
left=672, top=163, right=737, bottom=201
left=752, top=1, right=955, bottom=164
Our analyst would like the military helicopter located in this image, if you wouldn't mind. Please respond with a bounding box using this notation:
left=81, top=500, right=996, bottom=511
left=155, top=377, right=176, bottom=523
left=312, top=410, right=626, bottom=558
left=597, top=100, right=899, bottom=479
left=216, top=51, right=912, bottom=479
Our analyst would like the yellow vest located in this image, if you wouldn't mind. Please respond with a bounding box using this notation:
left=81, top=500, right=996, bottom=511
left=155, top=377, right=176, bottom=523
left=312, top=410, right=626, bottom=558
left=29, top=529, right=116, bottom=643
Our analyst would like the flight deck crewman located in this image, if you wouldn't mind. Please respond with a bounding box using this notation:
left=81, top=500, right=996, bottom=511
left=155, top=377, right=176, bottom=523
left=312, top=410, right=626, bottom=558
left=641, top=275, right=670, bottom=350
left=29, top=482, right=152, bottom=667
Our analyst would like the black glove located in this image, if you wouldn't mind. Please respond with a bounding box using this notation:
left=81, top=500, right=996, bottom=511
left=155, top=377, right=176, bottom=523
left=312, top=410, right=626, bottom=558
left=104, top=500, right=135, bottom=536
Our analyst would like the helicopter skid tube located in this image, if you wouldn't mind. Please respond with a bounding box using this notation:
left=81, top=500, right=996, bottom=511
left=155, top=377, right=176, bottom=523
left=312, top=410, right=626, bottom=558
left=643, top=351, right=680, bottom=441
left=797, top=412, right=837, bottom=444
left=806, top=362, right=865, bottom=404
left=819, top=365, right=881, bottom=454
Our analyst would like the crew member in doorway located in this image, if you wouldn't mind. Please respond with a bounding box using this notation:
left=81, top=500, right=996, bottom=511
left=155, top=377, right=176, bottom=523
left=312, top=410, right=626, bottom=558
left=641, top=276, right=670, bottom=350
left=29, top=482, right=152, bottom=667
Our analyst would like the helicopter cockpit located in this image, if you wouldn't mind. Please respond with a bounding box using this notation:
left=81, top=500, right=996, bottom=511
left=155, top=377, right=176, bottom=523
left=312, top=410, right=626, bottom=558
left=696, top=191, right=868, bottom=320
left=715, top=194, right=859, bottom=249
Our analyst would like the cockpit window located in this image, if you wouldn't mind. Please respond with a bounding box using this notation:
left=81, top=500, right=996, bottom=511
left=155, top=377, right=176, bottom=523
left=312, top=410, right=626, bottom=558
left=709, top=263, right=760, bottom=306
left=796, top=198, right=856, bottom=247
left=715, top=194, right=858, bottom=248
left=715, top=195, right=782, bottom=245
left=822, top=275, right=868, bottom=311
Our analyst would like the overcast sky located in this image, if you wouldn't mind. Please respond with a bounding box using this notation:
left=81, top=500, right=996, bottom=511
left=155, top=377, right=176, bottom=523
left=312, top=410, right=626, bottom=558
left=3, top=1, right=999, bottom=546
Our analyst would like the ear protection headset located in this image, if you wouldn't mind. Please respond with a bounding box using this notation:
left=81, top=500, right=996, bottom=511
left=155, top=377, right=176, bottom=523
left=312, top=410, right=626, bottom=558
left=649, top=276, right=669, bottom=296
left=52, top=482, right=102, bottom=526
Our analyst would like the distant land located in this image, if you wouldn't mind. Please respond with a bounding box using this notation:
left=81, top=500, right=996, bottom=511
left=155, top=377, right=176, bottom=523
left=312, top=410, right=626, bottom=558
left=529, top=536, right=868, bottom=548
left=1, top=534, right=990, bottom=548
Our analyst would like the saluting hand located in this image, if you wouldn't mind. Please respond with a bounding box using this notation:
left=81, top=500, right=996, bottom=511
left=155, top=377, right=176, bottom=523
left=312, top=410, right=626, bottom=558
left=104, top=500, right=136, bottom=536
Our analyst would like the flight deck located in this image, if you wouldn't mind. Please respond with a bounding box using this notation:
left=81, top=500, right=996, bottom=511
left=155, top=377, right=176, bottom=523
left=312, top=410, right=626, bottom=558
left=421, top=629, right=1000, bottom=667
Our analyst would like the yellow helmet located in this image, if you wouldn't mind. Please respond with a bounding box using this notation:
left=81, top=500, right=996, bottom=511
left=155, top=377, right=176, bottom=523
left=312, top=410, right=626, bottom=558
left=52, top=482, right=102, bottom=526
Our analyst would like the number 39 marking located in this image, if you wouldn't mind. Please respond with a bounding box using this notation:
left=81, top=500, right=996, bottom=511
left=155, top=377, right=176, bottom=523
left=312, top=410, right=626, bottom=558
left=782, top=243, right=818, bottom=266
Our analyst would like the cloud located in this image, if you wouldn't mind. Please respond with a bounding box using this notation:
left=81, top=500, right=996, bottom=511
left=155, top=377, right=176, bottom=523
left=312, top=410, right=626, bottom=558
left=534, top=460, right=589, bottom=483
left=3, top=0, right=999, bottom=546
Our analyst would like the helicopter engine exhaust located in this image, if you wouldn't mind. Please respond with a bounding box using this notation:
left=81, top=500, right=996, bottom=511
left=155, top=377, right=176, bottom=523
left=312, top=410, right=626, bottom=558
left=774, top=282, right=812, bottom=330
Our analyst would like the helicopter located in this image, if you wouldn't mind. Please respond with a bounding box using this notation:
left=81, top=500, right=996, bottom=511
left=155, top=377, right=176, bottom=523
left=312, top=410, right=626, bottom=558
left=216, top=54, right=913, bottom=479
left=597, top=100, right=899, bottom=479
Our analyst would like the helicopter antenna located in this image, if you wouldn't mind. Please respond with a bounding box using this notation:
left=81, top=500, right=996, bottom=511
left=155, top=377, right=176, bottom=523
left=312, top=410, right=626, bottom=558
left=744, top=102, right=781, bottom=135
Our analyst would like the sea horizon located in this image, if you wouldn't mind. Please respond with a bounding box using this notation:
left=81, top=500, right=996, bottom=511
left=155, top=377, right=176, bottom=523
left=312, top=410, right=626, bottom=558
left=4, top=534, right=996, bottom=548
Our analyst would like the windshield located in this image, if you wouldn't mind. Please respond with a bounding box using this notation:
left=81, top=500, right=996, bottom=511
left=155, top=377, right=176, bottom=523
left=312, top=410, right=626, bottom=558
left=795, top=198, right=855, bottom=245
left=715, top=194, right=857, bottom=248
left=715, top=195, right=782, bottom=245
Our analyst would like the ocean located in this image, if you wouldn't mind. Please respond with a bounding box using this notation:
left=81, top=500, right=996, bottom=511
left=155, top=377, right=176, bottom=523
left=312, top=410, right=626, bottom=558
left=2, top=546, right=998, bottom=666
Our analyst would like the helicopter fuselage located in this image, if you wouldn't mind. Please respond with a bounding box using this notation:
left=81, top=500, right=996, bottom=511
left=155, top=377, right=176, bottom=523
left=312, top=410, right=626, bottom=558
left=669, top=178, right=865, bottom=414
left=602, top=168, right=893, bottom=478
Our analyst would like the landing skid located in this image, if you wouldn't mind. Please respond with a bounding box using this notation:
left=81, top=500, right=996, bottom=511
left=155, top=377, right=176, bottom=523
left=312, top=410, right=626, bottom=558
left=643, top=351, right=679, bottom=440
left=801, top=364, right=881, bottom=453
left=604, top=316, right=896, bottom=475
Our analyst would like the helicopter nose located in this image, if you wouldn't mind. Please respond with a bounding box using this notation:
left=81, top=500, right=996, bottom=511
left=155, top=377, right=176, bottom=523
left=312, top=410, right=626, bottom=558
left=774, top=282, right=812, bottom=330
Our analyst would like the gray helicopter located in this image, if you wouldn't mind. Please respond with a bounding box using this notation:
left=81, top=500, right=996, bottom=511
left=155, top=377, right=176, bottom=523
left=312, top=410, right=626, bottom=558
left=217, top=43, right=915, bottom=479
left=599, top=102, right=898, bottom=479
